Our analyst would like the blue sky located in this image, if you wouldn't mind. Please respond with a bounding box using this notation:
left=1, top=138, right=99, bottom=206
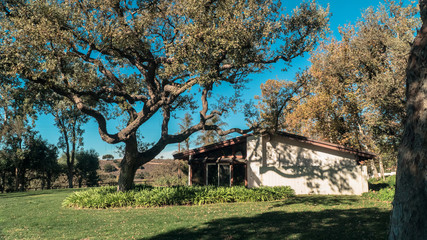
left=35, top=0, right=416, bottom=159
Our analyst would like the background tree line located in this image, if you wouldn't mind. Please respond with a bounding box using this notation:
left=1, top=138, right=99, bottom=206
left=249, top=1, right=419, bottom=178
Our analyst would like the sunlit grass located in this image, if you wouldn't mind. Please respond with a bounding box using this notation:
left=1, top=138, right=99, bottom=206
left=0, top=189, right=392, bottom=239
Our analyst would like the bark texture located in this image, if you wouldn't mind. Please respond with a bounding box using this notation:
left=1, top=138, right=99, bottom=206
left=389, top=1, right=427, bottom=238
left=117, top=135, right=140, bottom=192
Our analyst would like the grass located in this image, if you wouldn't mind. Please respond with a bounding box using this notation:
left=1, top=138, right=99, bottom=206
left=0, top=188, right=392, bottom=240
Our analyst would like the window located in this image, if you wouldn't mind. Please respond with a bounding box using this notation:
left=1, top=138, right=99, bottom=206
left=206, top=163, right=231, bottom=186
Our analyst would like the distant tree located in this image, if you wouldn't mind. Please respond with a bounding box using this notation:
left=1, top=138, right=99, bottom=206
left=103, top=163, right=117, bottom=173
left=285, top=1, right=419, bottom=173
left=248, top=78, right=307, bottom=132
left=102, top=154, right=115, bottom=160
left=389, top=0, right=427, bottom=238
left=75, top=150, right=100, bottom=188
left=178, top=113, right=193, bottom=152
left=0, top=0, right=329, bottom=191
left=47, top=100, right=88, bottom=188
left=0, top=80, right=37, bottom=191
left=0, top=149, right=14, bottom=192
left=26, top=137, right=59, bottom=190
left=196, top=115, right=229, bottom=146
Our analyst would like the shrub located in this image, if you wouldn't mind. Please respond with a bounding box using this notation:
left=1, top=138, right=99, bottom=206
left=362, top=187, right=394, bottom=202
left=135, top=172, right=145, bottom=179
left=104, top=163, right=117, bottom=173
left=62, top=185, right=295, bottom=209
left=363, top=175, right=395, bottom=202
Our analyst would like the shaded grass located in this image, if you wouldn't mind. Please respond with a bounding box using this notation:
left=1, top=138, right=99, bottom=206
left=0, top=189, right=392, bottom=240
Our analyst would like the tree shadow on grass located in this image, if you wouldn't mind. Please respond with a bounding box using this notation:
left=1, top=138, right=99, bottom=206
left=146, top=207, right=390, bottom=240
left=0, top=188, right=77, bottom=199
left=0, top=191, right=55, bottom=199
left=270, top=195, right=361, bottom=208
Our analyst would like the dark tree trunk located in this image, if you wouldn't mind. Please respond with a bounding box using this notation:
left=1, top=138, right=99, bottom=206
left=41, top=177, right=45, bottom=190
left=18, top=168, right=26, bottom=191
left=14, top=167, right=19, bottom=191
left=389, top=2, right=427, bottom=238
left=47, top=172, right=52, bottom=189
left=0, top=171, right=5, bottom=193
left=117, top=135, right=140, bottom=192
left=67, top=167, right=73, bottom=188
left=78, top=176, right=83, bottom=188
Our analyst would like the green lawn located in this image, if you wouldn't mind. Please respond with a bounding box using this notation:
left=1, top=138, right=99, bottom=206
left=0, top=188, right=392, bottom=240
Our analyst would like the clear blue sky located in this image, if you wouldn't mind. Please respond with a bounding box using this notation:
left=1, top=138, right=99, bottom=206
left=35, top=0, right=416, bottom=159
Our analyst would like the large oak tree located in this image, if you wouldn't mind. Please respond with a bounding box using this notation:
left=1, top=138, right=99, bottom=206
left=0, top=0, right=329, bottom=191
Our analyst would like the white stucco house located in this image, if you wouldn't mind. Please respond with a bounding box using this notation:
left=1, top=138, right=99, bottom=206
left=173, top=132, right=375, bottom=195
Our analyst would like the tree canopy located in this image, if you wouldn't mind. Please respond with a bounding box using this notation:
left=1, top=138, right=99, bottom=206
left=0, top=0, right=329, bottom=191
left=281, top=1, right=419, bottom=167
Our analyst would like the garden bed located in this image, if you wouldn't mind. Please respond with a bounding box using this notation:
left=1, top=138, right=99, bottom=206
left=62, top=185, right=295, bottom=208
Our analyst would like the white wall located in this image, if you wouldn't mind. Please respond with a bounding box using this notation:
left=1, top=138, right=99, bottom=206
left=247, top=134, right=369, bottom=195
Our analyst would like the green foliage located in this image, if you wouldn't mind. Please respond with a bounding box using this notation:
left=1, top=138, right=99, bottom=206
left=102, top=154, right=115, bottom=160
left=249, top=78, right=307, bottom=132
left=368, top=175, right=396, bottom=188
left=362, top=188, right=395, bottom=202
left=363, top=176, right=395, bottom=202
left=285, top=1, right=419, bottom=168
left=152, top=175, right=187, bottom=187
left=0, top=0, right=329, bottom=191
left=178, top=112, right=193, bottom=151
left=62, top=185, right=295, bottom=208
left=103, top=163, right=117, bottom=173
left=75, top=149, right=100, bottom=187
left=195, top=115, right=229, bottom=146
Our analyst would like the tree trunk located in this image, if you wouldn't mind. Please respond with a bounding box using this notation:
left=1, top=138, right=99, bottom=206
left=67, top=168, right=74, bottom=188
left=41, top=177, right=45, bottom=190
left=379, top=157, right=385, bottom=181
left=18, top=168, right=26, bottom=191
left=47, top=172, right=52, bottom=189
left=14, top=167, right=18, bottom=191
left=389, top=2, right=427, bottom=238
left=370, top=159, right=379, bottom=179
left=78, top=176, right=83, bottom=188
left=117, top=135, right=140, bottom=192
left=0, top=172, right=5, bottom=193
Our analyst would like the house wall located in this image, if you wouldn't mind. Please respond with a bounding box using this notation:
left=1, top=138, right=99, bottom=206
left=247, top=134, right=369, bottom=195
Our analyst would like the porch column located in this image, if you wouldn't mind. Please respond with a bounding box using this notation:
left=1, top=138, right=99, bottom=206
left=188, top=164, right=192, bottom=186
left=230, top=163, right=234, bottom=186
left=188, top=155, right=193, bottom=186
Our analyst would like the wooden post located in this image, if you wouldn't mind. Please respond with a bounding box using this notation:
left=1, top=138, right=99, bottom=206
left=230, top=163, right=234, bottom=186
left=188, top=164, right=192, bottom=186
left=188, top=155, right=193, bottom=186
left=244, top=163, right=248, bottom=187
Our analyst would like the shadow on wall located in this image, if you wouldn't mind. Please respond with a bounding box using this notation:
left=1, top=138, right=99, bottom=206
left=258, top=138, right=360, bottom=194
left=146, top=206, right=390, bottom=240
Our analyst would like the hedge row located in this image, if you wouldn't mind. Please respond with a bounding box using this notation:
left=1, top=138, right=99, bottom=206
left=62, top=185, right=295, bottom=208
